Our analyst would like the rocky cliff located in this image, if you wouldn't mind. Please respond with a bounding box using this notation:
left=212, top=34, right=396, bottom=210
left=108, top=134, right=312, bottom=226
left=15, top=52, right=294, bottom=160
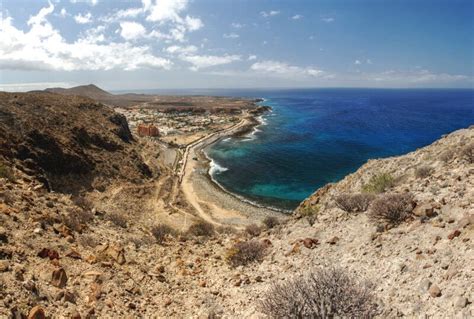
left=0, top=92, right=155, bottom=194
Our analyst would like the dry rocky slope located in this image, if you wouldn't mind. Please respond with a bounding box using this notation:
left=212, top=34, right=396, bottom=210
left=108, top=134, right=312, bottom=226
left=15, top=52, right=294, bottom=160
left=0, top=91, right=472, bottom=318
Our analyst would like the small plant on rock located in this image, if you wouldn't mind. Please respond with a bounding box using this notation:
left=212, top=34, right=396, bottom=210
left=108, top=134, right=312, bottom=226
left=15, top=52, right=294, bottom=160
left=226, top=240, right=267, bottom=267
left=362, top=173, right=394, bottom=193
left=415, top=165, right=433, bottom=179
left=152, top=224, right=177, bottom=244
left=368, top=192, right=415, bottom=226
left=262, top=216, right=280, bottom=229
left=258, top=267, right=379, bottom=318
left=186, top=220, right=215, bottom=237
left=298, top=205, right=319, bottom=226
left=335, top=193, right=375, bottom=213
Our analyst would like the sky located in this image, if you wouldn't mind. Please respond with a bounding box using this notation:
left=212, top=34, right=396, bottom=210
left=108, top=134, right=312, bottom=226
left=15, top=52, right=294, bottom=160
left=0, top=0, right=473, bottom=91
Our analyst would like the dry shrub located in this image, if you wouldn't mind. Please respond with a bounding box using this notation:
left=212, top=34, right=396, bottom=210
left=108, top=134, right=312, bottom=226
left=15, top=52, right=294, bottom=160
left=335, top=193, right=375, bottom=213
left=245, top=223, right=261, bottom=237
left=152, top=224, right=177, bottom=244
left=107, top=212, right=128, bottom=228
left=71, top=196, right=93, bottom=211
left=78, top=234, right=99, bottom=248
left=415, top=165, right=433, bottom=179
left=460, top=143, right=474, bottom=164
left=362, top=173, right=394, bottom=193
left=262, top=216, right=280, bottom=229
left=216, top=225, right=237, bottom=235
left=128, top=234, right=155, bottom=249
left=368, top=193, right=415, bottom=226
left=186, top=220, right=215, bottom=237
left=63, top=208, right=94, bottom=232
left=0, top=163, right=15, bottom=182
left=226, top=240, right=267, bottom=267
left=258, top=267, right=379, bottom=318
left=439, top=149, right=454, bottom=163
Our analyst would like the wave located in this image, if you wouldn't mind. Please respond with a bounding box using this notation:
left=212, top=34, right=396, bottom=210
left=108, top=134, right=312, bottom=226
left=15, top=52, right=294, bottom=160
left=208, top=158, right=228, bottom=175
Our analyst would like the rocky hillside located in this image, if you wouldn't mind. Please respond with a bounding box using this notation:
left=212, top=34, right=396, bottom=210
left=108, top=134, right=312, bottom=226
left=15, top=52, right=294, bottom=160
left=0, top=91, right=472, bottom=319
left=0, top=92, right=155, bottom=194
left=45, top=85, right=112, bottom=101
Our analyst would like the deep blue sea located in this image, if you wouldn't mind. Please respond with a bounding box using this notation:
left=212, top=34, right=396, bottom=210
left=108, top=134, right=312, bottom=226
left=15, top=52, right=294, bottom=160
left=129, top=88, right=474, bottom=211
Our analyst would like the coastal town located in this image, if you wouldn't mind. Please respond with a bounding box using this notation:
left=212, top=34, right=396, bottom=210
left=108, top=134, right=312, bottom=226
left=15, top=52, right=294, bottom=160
left=115, top=107, right=241, bottom=146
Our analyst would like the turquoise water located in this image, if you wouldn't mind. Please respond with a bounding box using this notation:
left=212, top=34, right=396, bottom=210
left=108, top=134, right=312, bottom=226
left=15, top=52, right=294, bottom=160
left=203, top=88, right=474, bottom=211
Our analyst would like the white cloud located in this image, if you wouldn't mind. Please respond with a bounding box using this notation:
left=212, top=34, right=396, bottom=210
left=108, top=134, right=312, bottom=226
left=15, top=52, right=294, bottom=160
left=321, top=17, right=334, bottom=23
left=70, top=0, right=98, bottom=5
left=354, top=60, right=361, bottom=65
left=180, top=54, right=241, bottom=71
left=223, top=33, right=239, bottom=39
left=260, top=10, right=280, bottom=18
left=248, top=55, right=257, bottom=61
left=101, top=0, right=202, bottom=43
left=291, top=14, right=303, bottom=20
left=0, top=4, right=172, bottom=72
left=145, top=0, right=187, bottom=22
left=120, top=21, right=147, bottom=40
left=231, top=22, right=244, bottom=28
left=369, top=69, right=469, bottom=84
left=250, top=60, right=324, bottom=78
left=184, top=15, right=203, bottom=31
left=74, top=12, right=92, bottom=24
left=0, top=82, right=77, bottom=92
left=366, top=59, right=373, bottom=64
left=165, top=45, right=198, bottom=54
left=59, top=8, right=68, bottom=18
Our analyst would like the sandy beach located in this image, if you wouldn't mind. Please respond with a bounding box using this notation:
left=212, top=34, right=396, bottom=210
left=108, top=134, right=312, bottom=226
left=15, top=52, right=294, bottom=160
left=179, top=114, right=287, bottom=226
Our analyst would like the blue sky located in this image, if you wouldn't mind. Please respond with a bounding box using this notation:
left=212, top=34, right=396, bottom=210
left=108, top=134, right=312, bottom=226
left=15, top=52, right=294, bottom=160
left=0, top=0, right=473, bottom=91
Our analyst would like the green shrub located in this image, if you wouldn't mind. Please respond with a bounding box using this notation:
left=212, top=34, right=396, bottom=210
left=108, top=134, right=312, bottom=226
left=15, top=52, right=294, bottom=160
left=258, top=267, right=379, bottom=318
left=362, top=173, right=394, bottom=193
left=299, top=205, right=319, bottom=226
left=335, top=193, right=375, bottom=213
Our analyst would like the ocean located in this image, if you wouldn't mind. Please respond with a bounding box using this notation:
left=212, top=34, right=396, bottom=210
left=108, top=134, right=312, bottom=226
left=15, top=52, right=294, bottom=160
left=202, top=88, right=474, bottom=211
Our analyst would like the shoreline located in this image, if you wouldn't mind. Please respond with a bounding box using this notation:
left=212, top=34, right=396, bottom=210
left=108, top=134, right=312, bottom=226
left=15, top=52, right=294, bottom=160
left=179, top=106, right=289, bottom=226
left=200, top=118, right=293, bottom=215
